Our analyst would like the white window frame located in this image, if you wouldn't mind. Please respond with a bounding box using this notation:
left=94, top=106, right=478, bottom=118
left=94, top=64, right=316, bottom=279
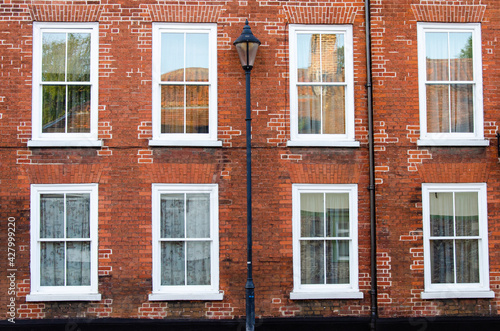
left=149, top=184, right=222, bottom=301
left=29, top=22, right=101, bottom=147
left=417, top=23, right=488, bottom=147
left=421, top=183, right=493, bottom=299
left=290, top=184, right=362, bottom=300
left=27, top=184, right=100, bottom=302
left=150, top=23, right=221, bottom=147
left=288, top=25, right=358, bottom=147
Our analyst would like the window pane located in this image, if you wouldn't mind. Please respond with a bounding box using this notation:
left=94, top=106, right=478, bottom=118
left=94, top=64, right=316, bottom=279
left=67, top=85, right=91, bottom=133
left=66, top=241, right=91, bottom=286
left=426, top=32, right=449, bottom=81
left=297, top=33, right=320, bottom=83
left=42, top=85, right=66, bottom=133
left=161, top=85, right=185, bottom=133
left=450, top=84, right=473, bottom=133
left=185, top=85, right=209, bottom=134
left=456, top=239, right=479, bottom=283
left=426, top=84, right=450, bottom=133
left=300, top=193, right=324, bottom=237
left=429, top=192, right=454, bottom=236
left=322, top=33, right=345, bottom=83
left=40, top=242, right=65, bottom=286
left=186, top=241, right=210, bottom=285
left=186, top=193, right=210, bottom=238
left=326, top=240, right=349, bottom=284
left=40, top=194, right=65, bottom=238
left=326, top=193, right=349, bottom=237
left=450, top=32, right=473, bottom=81
left=67, top=33, right=91, bottom=82
left=430, top=239, right=454, bottom=284
left=186, top=33, right=209, bottom=82
left=42, top=33, right=66, bottom=82
left=301, top=240, right=324, bottom=284
left=161, top=33, right=184, bottom=82
left=161, top=241, right=185, bottom=285
left=322, top=85, right=345, bottom=134
left=160, top=194, right=185, bottom=238
left=297, top=86, right=321, bottom=134
left=455, top=192, right=479, bottom=236
left=66, top=193, right=90, bottom=238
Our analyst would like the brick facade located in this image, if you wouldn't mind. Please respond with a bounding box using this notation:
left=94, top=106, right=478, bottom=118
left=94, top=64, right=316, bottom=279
left=1, top=0, right=500, bottom=328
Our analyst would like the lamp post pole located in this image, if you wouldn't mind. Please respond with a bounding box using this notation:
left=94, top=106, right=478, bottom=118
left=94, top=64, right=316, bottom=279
left=233, top=20, right=260, bottom=331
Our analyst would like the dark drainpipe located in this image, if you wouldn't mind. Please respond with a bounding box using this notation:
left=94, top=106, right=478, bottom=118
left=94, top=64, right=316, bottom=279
left=365, top=0, right=378, bottom=330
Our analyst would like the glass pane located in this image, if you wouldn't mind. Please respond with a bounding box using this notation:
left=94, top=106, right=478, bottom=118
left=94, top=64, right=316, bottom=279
left=426, top=32, right=449, bottom=81
left=322, top=33, right=345, bottom=83
left=326, top=240, right=349, bottom=284
left=40, top=194, right=65, bottom=238
left=326, top=193, right=349, bottom=237
left=67, top=85, right=91, bottom=133
left=455, top=192, right=479, bottom=236
left=185, top=85, right=209, bottom=134
left=67, top=33, right=91, bottom=82
left=300, top=240, right=324, bottom=284
left=66, top=194, right=90, bottom=238
left=42, top=33, right=66, bottom=82
left=322, top=85, right=345, bottom=134
left=160, top=194, right=185, bottom=238
left=300, top=193, right=324, bottom=237
left=66, top=241, right=91, bottom=286
left=161, top=33, right=184, bottom=82
left=161, top=241, right=185, bottom=285
left=42, top=85, right=66, bottom=133
left=450, top=32, right=473, bottom=81
left=186, top=33, right=209, bottom=82
left=456, top=239, right=479, bottom=283
left=297, top=33, right=320, bottom=83
left=186, top=193, right=210, bottom=238
left=430, top=239, right=454, bottom=284
left=161, top=85, right=185, bottom=133
left=40, top=242, right=65, bottom=286
left=426, top=84, right=450, bottom=133
left=297, top=86, right=321, bottom=134
left=186, top=241, right=210, bottom=285
left=450, top=84, right=473, bottom=133
left=429, top=192, right=454, bottom=236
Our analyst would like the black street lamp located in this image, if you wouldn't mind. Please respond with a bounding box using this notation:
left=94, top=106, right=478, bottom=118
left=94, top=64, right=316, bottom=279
left=233, top=19, right=261, bottom=331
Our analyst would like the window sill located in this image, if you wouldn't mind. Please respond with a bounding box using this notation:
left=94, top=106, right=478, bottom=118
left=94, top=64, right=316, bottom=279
left=149, top=140, right=223, bottom=147
left=287, top=140, right=360, bottom=148
left=26, top=293, right=102, bottom=302
left=149, top=291, right=224, bottom=301
left=421, top=290, right=494, bottom=299
left=417, top=139, right=490, bottom=147
left=28, top=140, right=103, bottom=148
left=290, top=290, right=363, bottom=300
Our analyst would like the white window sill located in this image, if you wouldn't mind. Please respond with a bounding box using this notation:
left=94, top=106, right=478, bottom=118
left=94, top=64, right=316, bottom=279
left=26, top=293, right=102, bottom=302
left=421, top=290, right=495, bottom=299
left=287, top=140, right=360, bottom=148
left=149, top=140, right=223, bottom=147
left=290, top=290, right=363, bottom=300
left=417, top=139, right=490, bottom=147
left=28, top=140, right=103, bottom=147
left=149, top=291, right=224, bottom=301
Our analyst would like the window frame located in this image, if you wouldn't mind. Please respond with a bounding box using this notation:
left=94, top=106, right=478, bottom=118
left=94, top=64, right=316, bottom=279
left=417, top=23, right=488, bottom=147
left=149, top=184, right=222, bottom=301
left=421, top=183, right=493, bottom=299
left=288, top=25, right=358, bottom=147
left=27, top=184, right=100, bottom=302
left=290, top=184, right=362, bottom=300
left=150, top=23, right=221, bottom=147
left=30, top=22, right=101, bottom=147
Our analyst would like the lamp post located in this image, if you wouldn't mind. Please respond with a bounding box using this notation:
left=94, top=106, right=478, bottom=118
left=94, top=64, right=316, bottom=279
left=234, top=19, right=261, bottom=331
